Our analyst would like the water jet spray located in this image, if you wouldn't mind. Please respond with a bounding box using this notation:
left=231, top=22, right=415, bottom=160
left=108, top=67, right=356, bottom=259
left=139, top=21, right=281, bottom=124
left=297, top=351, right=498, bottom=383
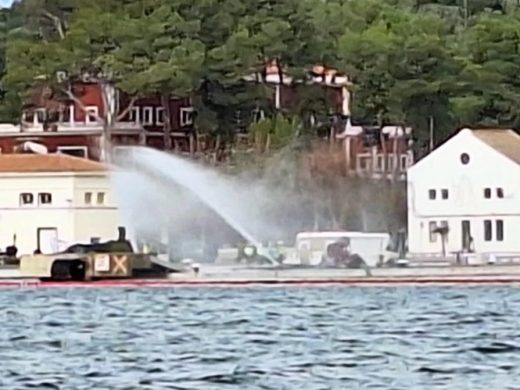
left=111, top=147, right=280, bottom=265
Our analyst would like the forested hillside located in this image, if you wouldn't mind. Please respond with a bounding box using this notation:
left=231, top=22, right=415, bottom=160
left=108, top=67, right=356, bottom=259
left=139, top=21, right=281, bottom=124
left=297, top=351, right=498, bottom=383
left=0, top=0, right=518, bottom=145
left=0, top=0, right=516, bottom=232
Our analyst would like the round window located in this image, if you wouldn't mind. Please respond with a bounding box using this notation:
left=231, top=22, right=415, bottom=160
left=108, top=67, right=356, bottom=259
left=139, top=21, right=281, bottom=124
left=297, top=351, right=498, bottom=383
left=460, top=153, right=470, bottom=164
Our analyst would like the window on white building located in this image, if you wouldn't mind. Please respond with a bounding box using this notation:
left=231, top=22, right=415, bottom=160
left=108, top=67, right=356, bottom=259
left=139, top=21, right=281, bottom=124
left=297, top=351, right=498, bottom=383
left=130, top=107, right=140, bottom=123
left=22, top=111, right=32, bottom=123
left=97, top=192, right=105, bottom=205
left=85, top=106, right=99, bottom=123
left=55, top=105, right=75, bottom=124
left=143, top=107, right=154, bottom=125
left=497, top=188, right=504, bottom=198
left=21, top=111, right=32, bottom=123
left=484, top=188, right=491, bottom=199
left=60, top=105, right=70, bottom=123
left=358, top=156, right=370, bottom=172
left=35, top=109, right=46, bottom=124
left=484, top=220, right=492, bottom=241
left=85, top=192, right=92, bottom=205
left=400, top=154, right=408, bottom=171
left=386, top=156, right=394, bottom=171
left=460, top=153, right=470, bottom=165
left=38, top=193, right=52, bottom=205
left=429, top=221, right=437, bottom=243
left=156, top=107, right=165, bottom=125
left=496, top=220, right=504, bottom=241
left=440, top=220, right=449, bottom=242
left=375, top=154, right=385, bottom=172
left=23, top=109, right=46, bottom=125
left=180, top=107, right=194, bottom=127
left=20, top=193, right=34, bottom=206
left=441, top=189, right=449, bottom=200
left=428, top=189, right=436, bottom=200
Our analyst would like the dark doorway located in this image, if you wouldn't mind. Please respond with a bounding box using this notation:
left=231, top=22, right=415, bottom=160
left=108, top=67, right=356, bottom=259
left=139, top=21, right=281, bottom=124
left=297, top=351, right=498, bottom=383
left=461, top=220, right=471, bottom=252
left=37, top=227, right=58, bottom=254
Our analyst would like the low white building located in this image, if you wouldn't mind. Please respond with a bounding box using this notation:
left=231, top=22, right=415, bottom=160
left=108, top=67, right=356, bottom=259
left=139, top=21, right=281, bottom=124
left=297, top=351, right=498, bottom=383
left=407, top=128, right=520, bottom=257
left=0, top=153, right=124, bottom=255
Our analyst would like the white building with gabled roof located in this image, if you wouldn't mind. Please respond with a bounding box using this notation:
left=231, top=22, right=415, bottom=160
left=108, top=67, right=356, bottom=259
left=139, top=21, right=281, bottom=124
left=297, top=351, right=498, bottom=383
left=407, top=128, right=520, bottom=259
left=0, top=153, right=124, bottom=255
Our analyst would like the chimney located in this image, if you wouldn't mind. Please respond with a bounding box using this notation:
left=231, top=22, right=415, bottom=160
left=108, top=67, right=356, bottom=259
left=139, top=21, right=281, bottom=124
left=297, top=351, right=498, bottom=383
left=118, top=226, right=126, bottom=241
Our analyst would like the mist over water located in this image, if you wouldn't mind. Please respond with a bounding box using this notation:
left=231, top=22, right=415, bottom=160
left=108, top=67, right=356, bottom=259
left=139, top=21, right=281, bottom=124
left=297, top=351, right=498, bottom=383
left=110, top=146, right=305, bottom=256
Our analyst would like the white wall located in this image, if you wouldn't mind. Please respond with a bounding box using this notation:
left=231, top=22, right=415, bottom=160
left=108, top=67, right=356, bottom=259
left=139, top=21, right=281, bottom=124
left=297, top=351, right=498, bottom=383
left=408, top=216, right=520, bottom=255
left=0, top=174, right=75, bottom=255
left=0, top=172, right=127, bottom=256
left=407, top=129, right=520, bottom=254
left=72, top=174, right=123, bottom=244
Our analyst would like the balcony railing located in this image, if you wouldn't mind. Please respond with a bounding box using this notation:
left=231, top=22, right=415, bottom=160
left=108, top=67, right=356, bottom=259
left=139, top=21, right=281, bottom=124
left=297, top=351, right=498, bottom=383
left=356, top=151, right=413, bottom=179
left=19, top=120, right=143, bottom=134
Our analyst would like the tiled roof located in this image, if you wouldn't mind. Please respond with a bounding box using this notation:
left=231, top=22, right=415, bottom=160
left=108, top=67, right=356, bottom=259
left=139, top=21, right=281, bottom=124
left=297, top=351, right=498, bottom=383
left=471, top=129, right=520, bottom=165
left=0, top=153, right=106, bottom=173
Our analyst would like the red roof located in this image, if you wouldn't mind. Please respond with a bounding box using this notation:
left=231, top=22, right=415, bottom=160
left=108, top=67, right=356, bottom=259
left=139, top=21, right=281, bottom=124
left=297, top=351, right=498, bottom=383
left=0, top=153, right=107, bottom=173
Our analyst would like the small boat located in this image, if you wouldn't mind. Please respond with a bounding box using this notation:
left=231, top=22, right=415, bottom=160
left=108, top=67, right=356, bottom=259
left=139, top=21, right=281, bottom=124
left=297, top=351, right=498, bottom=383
left=0, top=229, right=180, bottom=281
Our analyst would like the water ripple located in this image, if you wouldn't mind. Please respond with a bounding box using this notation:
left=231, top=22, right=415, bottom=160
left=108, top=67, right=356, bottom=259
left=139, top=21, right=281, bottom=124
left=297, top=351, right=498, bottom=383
left=0, top=286, right=518, bottom=388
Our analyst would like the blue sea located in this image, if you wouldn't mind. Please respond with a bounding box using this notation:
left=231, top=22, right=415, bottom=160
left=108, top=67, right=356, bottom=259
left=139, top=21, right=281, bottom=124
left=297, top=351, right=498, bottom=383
left=0, top=286, right=518, bottom=389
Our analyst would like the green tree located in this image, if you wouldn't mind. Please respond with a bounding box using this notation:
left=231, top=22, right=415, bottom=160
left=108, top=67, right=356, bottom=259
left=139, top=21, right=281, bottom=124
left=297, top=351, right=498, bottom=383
left=4, top=0, right=520, bottom=151
left=111, top=0, right=205, bottom=149
left=335, top=0, right=462, bottom=145
left=452, top=12, right=520, bottom=128
left=4, top=1, right=156, bottom=159
left=0, top=3, right=25, bottom=121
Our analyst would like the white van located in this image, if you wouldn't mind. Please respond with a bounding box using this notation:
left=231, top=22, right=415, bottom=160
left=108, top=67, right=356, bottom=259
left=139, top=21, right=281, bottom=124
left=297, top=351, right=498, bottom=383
left=292, top=231, right=392, bottom=268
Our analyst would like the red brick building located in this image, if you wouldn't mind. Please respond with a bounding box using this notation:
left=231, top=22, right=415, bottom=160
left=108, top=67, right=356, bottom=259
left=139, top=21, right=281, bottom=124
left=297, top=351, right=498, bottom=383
left=0, top=64, right=413, bottom=179
left=0, top=80, right=194, bottom=160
